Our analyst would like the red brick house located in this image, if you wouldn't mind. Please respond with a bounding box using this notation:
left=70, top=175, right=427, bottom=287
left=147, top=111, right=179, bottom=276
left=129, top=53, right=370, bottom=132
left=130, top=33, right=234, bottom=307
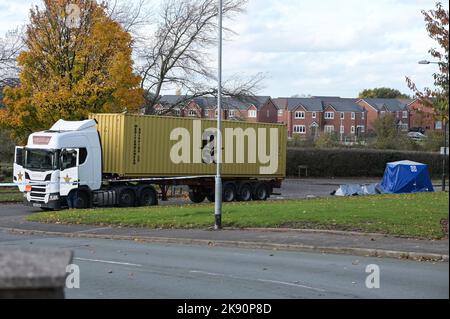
left=322, top=101, right=367, bottom=140
left=274, top=97, right=366, bottom=140
left=407, top=99, right=444, bottom=131
left=273, top=98, right=323, bottom=138
left=356, top=98, right=412, bottom=132
left=155, top=95, right=279, bottom=123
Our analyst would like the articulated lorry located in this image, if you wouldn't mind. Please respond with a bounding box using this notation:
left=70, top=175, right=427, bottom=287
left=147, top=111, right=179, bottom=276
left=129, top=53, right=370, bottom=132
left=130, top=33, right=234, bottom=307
left=13, top=114, right=286, bottom=209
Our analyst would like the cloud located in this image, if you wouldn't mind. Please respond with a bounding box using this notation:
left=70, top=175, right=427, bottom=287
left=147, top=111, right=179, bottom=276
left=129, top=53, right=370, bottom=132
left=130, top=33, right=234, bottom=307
left=1, top=0, right=447, bottom=97
left=222, top=0, right=447, bottom=97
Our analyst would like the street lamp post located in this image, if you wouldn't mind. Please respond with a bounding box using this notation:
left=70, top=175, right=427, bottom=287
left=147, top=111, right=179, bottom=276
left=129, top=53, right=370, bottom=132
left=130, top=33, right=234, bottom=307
left=418, top=60, right=448, bottom=191
left=214, top=0, right=223, bottom=230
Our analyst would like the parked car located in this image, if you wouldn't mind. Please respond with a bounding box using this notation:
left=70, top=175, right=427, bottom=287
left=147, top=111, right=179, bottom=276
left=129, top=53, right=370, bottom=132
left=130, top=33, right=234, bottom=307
left=409, top=127, right=425, bottom=134
left=407, top=131, right=427, bottom=141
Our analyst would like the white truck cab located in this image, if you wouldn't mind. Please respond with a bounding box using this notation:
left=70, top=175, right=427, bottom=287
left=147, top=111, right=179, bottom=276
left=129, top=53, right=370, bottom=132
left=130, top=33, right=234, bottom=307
left=13, top=119, right=102, bottom=209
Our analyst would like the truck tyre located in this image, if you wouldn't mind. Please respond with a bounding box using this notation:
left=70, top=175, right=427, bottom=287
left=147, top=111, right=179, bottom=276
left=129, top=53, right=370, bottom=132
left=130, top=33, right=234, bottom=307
left=139, top=187, right=158, bottom=206
left=118, top=188, right=136, bottom=207
left=206, top=193, right=215, bottom=202
left=253, top=182, right=269, bottom=201
left=237, top=183, right=252, bottom=201
left=188, top=189, right=206, bottom=203
left=222, top=182, right=237, bottom=202
left=74, top=190, right=89, bottom=209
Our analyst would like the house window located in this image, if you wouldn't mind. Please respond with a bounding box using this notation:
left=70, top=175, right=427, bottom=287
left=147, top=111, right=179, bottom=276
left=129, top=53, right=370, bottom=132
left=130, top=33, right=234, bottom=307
left=358, top=125, right=365, bottom=133
left=295, top=111, right=305, bottom=119
left=174, top=109, right=181, bottom=116
left=229, top=109, right=236, bottom=118
left=278, top=110, right=283, bottom=116
left=340, top=112, right=345, bottom=120
left=351, top=126, right=355, bottom=134
left=204, top=110, right=209, bottom=117
left=324, top=125, right=334, bottom=133
left=340, top=125, right=344, bottom=134
left=215, top=110, right=219, bottom=117
left=325, top=112, right=334, bottom=119
left=188, top=109, right=197, bottom=117
left=312, top=112, right=316, bottom=119
left=435, top=121, right=443, bottom=129
left=248, top=110, right=257, bottom=118
left=293, top=125, right=306, bottom=134
left=351, top=112, right=355, bottom=120
left=380, top=111, right=385, bottom=117
left=266, top=110, right=270, bottom=117
left=362, top=112, right=365, bottom=120
left=402, top=111, right=408, bottom=119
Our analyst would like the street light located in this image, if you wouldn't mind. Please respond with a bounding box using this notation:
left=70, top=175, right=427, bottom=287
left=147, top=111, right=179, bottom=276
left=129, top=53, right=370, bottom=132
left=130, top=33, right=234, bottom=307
left=214, top=0, right=223, bottom=230
left=418, top=60, right=440, bottom=65
left=418, top=60, right=448, bottom=191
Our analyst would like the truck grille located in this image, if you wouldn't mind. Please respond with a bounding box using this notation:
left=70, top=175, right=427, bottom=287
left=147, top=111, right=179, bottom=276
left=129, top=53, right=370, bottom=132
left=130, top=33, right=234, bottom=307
left=29, top=182, right=47, bottom=201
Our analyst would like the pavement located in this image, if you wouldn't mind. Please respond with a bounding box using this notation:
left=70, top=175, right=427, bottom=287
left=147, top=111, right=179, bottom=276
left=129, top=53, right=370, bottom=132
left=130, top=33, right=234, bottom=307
left=0, top=230, right=448, bottom=299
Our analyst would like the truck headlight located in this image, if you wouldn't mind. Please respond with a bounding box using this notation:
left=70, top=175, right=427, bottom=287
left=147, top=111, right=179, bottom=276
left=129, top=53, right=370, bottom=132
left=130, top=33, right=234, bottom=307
left=49, top=195, right=60, bottom=201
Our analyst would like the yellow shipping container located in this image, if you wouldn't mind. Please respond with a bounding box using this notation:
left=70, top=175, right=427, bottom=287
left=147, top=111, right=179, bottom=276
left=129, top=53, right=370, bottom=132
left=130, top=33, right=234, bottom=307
left=90, top=113, right=286, bottom=178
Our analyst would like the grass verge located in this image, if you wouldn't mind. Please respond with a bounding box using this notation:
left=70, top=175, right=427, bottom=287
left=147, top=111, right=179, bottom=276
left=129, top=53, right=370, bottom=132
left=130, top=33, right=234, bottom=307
left=0, top=188, right=23, bottom=202
left=27, top=192, right=449, bottom=239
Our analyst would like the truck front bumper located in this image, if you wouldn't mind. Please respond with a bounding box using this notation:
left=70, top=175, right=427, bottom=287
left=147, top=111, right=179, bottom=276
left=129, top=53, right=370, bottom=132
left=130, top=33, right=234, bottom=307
left=24, top=193, right=62, bottom=210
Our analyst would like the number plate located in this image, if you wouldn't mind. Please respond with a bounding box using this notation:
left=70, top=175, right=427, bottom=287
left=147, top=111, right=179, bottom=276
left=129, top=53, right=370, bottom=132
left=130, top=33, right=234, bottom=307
left=32, top=203, right=42, bottom=208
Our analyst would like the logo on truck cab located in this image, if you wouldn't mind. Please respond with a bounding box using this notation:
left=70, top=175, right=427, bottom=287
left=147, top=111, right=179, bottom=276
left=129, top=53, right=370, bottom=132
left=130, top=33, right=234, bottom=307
left=169, top=120, right=279, bottom=174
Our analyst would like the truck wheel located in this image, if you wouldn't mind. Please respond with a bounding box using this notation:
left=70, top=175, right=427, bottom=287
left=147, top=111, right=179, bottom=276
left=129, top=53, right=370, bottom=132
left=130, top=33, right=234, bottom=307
left=118, top=188, right=136, bottom=207
left=74, top=191, right=89, bottom=209
left=253, top=183, right=269, bottom=201
left=237, top=183, right=252, bottom=201
left=188, top=189, right=206, bottom=203
left=222, top=182, right=237, bottom=202
left=139, top=187, right=158, bottom=206
left=206, top=193, right=215, bottom=202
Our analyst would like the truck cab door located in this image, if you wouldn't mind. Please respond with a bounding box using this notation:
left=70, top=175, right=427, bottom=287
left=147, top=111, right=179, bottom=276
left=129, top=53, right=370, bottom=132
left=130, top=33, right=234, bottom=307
left=13, top=146, right=25, bottom=192
left=60, top=148, right=79, bottom=196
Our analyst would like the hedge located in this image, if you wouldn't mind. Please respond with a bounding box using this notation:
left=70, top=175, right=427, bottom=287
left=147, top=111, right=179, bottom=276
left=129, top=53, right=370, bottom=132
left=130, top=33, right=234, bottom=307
left=287, top=147, right=448, bottom=178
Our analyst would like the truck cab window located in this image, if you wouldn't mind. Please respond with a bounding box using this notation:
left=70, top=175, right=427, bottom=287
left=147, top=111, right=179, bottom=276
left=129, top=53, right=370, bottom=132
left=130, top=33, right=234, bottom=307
left=61, top=150, right=78, bottom=170
left=15, top=148, right=23, bottom=165
left=79, top=148, right=88, bottom=165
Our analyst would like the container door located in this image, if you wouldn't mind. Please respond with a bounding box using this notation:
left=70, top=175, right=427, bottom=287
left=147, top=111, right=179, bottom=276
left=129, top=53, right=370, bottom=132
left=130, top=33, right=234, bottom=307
left=60, top=148, right=79, bottom=196
left=13, top=146, right=25, bottom=192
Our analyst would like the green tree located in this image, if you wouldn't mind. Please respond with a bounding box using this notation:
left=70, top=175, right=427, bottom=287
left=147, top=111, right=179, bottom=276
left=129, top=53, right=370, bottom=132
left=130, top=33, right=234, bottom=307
left=0, top=0, right=143, bottom=142
left=406, top=2, right=449, bottom=125
left=372, top=114, right=398, bottom=149
left=358, top=87, right=410, bottom=99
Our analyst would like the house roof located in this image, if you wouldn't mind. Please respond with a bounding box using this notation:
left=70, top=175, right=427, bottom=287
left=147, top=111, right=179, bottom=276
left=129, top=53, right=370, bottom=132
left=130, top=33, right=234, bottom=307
left=360, top=98, right=413, bottom=112
left=325, top=100, right=364, bottom=112
left=158, top=95, right=271, bottom=110
left=273, top=98, right=323, bottom=111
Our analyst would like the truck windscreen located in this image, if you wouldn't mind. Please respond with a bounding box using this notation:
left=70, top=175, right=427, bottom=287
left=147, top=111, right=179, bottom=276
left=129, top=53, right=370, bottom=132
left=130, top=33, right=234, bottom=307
left=24, top=149, right=59, bottom=171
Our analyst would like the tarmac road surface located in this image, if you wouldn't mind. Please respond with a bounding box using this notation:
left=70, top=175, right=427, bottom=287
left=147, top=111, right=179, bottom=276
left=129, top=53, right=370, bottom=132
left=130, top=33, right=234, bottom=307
left=0, top=230, right=448, bottom=299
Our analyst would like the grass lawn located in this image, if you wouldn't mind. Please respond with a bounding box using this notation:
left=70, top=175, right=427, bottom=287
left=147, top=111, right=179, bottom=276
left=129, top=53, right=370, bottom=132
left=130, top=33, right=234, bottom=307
left=0, top=188, right=23, bottom=202
left=27, top=192, right=449, bottom=239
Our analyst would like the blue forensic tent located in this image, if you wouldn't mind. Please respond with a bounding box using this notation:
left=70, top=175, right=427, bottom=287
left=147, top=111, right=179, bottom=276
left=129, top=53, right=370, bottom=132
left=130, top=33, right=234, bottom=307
left=380, top=160, right=434, bottom=194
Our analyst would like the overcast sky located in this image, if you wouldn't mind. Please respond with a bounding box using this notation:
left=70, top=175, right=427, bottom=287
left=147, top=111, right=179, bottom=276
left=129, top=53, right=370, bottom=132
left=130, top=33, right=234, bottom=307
left=0, top=0, right=447, bottom=98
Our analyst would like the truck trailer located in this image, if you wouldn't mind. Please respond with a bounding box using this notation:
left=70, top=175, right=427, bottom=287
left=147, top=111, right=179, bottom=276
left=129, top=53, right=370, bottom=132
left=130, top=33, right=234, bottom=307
left=13, top=113, right=286, bottom=209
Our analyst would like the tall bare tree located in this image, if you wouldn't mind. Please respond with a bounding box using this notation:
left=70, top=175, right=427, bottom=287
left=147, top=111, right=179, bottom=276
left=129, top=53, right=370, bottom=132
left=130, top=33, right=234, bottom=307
left=132, top=0, right=263, bottom=114
left=0, top=28, right=23, bottom=86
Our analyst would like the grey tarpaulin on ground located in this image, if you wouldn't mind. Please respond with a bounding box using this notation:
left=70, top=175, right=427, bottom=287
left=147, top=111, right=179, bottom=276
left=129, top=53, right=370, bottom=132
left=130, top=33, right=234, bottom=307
left=332, top=183, right=384, bottom=196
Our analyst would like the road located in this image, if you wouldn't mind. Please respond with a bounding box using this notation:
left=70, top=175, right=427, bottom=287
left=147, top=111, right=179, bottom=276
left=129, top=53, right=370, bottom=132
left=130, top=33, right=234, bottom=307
left=0, top=229, right=448, bottom=299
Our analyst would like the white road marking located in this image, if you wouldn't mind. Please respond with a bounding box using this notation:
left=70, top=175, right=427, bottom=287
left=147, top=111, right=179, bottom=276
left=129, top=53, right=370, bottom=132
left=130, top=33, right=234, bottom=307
left=189, top=270, right=326, bottom=292
left=74, top=257, right=142, bottom=267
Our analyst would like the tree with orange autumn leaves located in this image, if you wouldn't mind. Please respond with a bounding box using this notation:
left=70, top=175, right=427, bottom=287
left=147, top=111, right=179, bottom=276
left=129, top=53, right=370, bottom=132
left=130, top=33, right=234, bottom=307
left=0, top=0, right=143, bottom=142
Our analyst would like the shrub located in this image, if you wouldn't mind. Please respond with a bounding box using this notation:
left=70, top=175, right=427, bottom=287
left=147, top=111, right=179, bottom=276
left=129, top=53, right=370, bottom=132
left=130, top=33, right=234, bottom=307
left=286, top=147, right=448, bottom=177
left=314, top=132, right=339, bottom=148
